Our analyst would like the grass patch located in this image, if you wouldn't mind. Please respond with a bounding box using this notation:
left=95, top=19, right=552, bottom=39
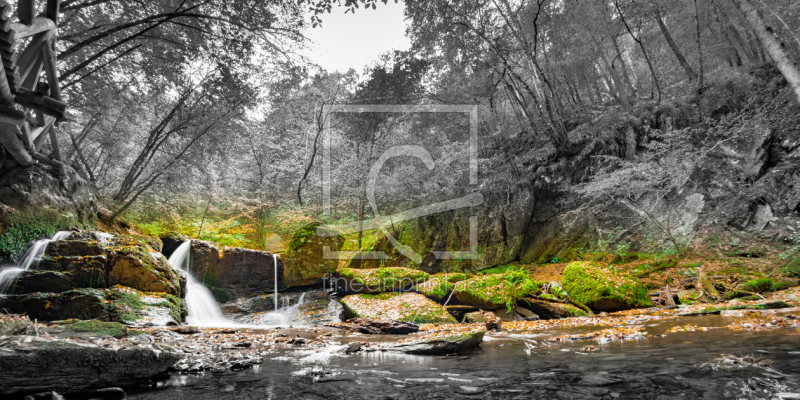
left=65, top=320, right=129, bottom=337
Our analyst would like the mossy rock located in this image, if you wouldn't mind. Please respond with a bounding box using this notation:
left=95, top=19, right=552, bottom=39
left=105, top=286, right=186, bottom=324
left=107, top=245, right=181, bottom=295
left=453, top=271, right=542, bottom=311
left=561, top=261, right=652, bottom=312
left=741, top=277, right=794, bottom=293
left=43, top=240, right=106, bottom=258
left=414, top=273, right=468, bottom=301
left=62, top=320, right=131, bottom=337
left=116, top=235, right=163, bottom=253
left=336, top=267, right=430, bottom=294
left=7, top=269, right=107, bottom=294
left=340, top=292, right=457, bottom=324
left=36, top=255, right=107, bottom=274
left=0, top=289, right=109, bottom=321
left=784, top=254, right=800, bottom=277
left=282, top=222, right=344, bottom=287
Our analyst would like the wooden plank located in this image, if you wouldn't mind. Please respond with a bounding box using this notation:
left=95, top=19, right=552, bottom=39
left=10, top=17, right=55, bottom=41
left=1, top=48, right=18, bottom=65
left=48, top=124, right=64, bottom=174
left=0, top=59, right=13, bottom=107
left=41, top=37, right=59, bottom=100
left=15, top=86, right=66, bottom=119
left=18, top=0, right=36, bottom=26
left=46, top=0, right=59, bottom=26
left=17, top=31, right=50, bottom=84
left=22, top=55, right=42, bottom=89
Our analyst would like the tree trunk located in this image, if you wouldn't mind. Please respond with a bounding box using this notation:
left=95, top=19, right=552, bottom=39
left=693, top=0, right=705, bottom=90
left=730, top=0, right=800, bottom=105
left=655, top=9, right=698, bottom=81
left=612, top=37, right=637, bottom=98
left=600, top=51, right=631, bottom=109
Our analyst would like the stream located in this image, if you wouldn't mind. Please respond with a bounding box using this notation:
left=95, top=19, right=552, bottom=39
left=126, top=314, right=800, bottom=399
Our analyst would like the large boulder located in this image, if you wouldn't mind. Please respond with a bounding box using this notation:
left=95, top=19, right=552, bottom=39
left=340, top=292, right=456, bottom=324
left=107, top=245, right=181, bottom=295
left=561, top=261, right=652, bottom=312
left=282, top=223, right=344, bottom=287
left=390, top=330, right=484, bottom=355
left=0, top=289, right=109, bottom=321
left=188, top=240, right=282, bottom=302
left=453, top=271, right=542, bottom=310
left=335, top=267, right=429, bottom=294
left=0, top=337, right=180, bottom=396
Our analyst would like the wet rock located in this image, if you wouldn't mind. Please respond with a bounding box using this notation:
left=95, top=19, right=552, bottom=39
left=483, top=311, right=501, bottom=331
left=336, top=318, right=420, bottom=334
left=23, top=392, right=64, bottom=400
left=521, top=298, right=589, bottom=319
left=87, top=387, right=126, bottom=400
left=494, top=308, right=526, bottom=322
left=0, top=164, right=96, bottom=225
left=391, top=330, right=484, bottom=355
left=9, top=270, right=82, bottom=294
left=282, top=223, right=344, bottom=287
left=340, top=293, right=457, bottom=324
left=287, top=337, right=306, bottom=345
left=159, top=233, right=188, bottom=259
left=345, top=342, right=362, bottom=354
left=175, top=326, right=200, bottom=334
left=188, top=240, right=281, bottom=302
left=235, top=341, right=252, bottom=348
left=0, top=337, right=180, bottom=395
left=1, top=289, right=109, bottom=321
left=44, top=240, right=106, bottom=257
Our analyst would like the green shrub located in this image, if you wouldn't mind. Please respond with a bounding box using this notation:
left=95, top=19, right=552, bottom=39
left=0, top=208, right=82, bottom=263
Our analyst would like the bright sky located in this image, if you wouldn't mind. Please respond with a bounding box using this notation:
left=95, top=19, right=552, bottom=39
left=303, top=1, right=411, bottom=73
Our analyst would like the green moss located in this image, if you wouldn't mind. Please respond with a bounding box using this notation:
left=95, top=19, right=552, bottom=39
left=455, top=270, right=542, bottom=312
left=0, top=208, right=85, bottom=263
left=415, top=273, right=468, bottom=299
left=561, top=261, right=653, bottom=309
left=287, top=222, right=326, bottom=251
left=159, top=293, right=188, bottom=322
left=338, top=267, right=430, bottom=291
left=104, top=287, right=147, bottom=323
left=65, top=320, right=129, bottom=337
left=741, top=278, right=792, bottom=293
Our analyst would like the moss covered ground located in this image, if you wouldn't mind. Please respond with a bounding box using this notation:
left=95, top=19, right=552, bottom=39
left=561, top=261, right=652, bottom=309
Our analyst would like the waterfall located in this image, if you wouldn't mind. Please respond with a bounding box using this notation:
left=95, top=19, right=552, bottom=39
left=255, top=292, right=307, bottom=325
left=0, top=231, right=71, bottom=295
left=273, top=253, right=278, bottom=312
left=167, top=241, right=229, bottom=327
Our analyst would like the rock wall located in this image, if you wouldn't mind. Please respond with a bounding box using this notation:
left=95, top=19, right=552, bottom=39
left=188, top=240, right=282, bottom=301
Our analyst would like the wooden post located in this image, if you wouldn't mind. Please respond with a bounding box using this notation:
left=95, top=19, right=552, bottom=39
left=41, top=36, right=59, bottom=100
left=46, top=0, right=59, bottom=25
left=22, top=55, right=42, bottom=89
left=10, top=17, right=56, bottom=41
left=0, top=56, right=13, bottom=107
left=18, top=0, right=36, bottom=26
left=17, top=31, right=51, bottom=83
left=48, top=124, right=64, bottom=175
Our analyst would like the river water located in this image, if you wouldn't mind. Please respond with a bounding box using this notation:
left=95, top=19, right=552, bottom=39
left=128, top=314, right=800, bottom=399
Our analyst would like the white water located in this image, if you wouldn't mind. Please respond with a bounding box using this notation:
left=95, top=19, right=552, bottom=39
left=273, top=253, right=278, bottom=312
left=254, top=292, right=307, bottom=325
left=168, top=241, right=230, bottom=327
left=0, top=231, right=71, bottom=295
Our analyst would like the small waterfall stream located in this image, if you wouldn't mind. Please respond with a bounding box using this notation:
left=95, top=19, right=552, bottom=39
left=0, top=231, right=71, bottom=295
left=168, top=241, right=230, bottom=327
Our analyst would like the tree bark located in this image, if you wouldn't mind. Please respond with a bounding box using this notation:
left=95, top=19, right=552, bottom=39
left=600, top=51, right=631, bottom=109
left=655, top=9, right=698, bottom=81
left=730, top=0, right=800, bottom=105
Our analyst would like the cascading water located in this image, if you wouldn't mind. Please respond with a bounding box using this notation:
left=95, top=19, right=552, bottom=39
left=255, top=292, right=307, bottom=325
left=168, top=241, right=229, bottom=327
left=273, top=253, right=278, bottom=312
left=0, top=231, right=71, bottom=296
